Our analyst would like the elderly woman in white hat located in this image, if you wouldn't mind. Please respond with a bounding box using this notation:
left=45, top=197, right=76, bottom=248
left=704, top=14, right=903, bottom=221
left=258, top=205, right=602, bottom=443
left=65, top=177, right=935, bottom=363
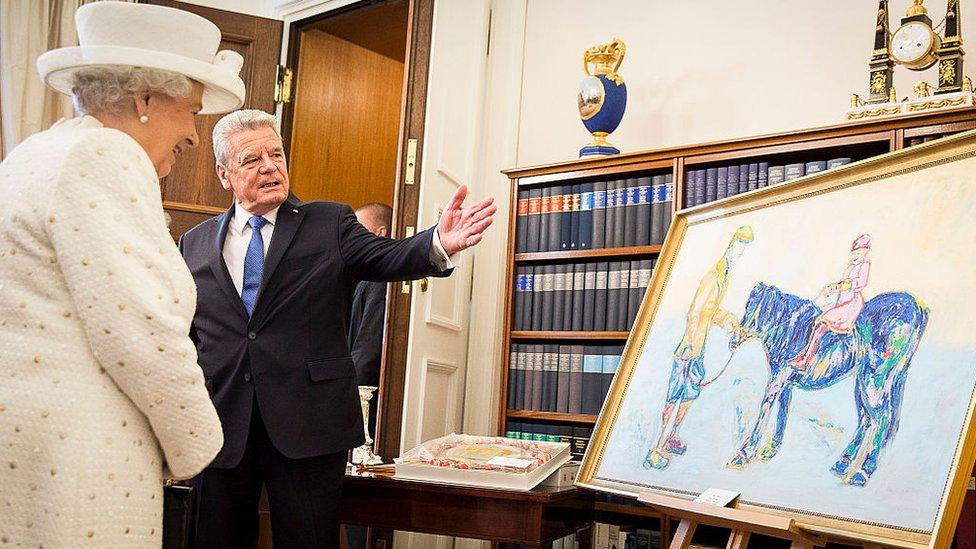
left=0, top=2, right=245, bottom=546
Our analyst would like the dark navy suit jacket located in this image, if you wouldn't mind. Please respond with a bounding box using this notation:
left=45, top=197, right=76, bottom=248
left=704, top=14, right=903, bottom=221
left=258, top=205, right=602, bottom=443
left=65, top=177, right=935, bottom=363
left=179, top=195, right=448, bottom=468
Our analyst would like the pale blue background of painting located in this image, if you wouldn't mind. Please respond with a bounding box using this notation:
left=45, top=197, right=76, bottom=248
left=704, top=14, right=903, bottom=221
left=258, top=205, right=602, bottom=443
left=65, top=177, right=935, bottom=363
left=595, top=163, right=976, bottom=533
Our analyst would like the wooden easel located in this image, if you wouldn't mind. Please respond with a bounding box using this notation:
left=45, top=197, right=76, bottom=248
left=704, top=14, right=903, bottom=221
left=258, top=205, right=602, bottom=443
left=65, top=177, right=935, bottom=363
left=636, top=492, right=888, bottom=549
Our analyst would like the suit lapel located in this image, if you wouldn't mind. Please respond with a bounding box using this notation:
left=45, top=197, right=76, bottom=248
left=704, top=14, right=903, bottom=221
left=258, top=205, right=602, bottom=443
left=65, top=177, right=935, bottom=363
left=249, top=195, right=306, bottom=324
left=208, top=206, right=248, bottom=321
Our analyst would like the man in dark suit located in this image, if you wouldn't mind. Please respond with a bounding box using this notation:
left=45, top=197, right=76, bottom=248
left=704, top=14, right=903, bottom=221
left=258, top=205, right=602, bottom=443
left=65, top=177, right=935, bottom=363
left=348, top=202, right=394, bottom=437
left=179, top=110, right=495, bottom=548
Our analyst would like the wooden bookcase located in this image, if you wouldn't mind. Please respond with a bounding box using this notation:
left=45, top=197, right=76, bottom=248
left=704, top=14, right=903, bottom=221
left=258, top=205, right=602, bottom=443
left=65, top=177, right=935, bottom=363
left=497, top=107, right=976, bottom=547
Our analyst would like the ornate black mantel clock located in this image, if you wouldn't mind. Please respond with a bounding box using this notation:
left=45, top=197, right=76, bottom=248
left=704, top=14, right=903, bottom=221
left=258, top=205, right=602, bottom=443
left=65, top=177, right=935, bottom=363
left=851, top=0, right=970, bottom=119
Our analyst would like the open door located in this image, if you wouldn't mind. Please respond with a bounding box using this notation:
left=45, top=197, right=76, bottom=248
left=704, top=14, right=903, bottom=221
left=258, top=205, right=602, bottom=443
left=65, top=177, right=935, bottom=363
left=396, top=1, right=491, bottom=548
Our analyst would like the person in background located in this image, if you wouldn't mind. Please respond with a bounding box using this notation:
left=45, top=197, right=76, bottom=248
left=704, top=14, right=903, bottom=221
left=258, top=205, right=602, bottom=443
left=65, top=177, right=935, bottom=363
left=349, top=202, right=395, bottom=436
left=179, top=108, right=495, bottom=548
left=0, top=2, right=244, bottom=545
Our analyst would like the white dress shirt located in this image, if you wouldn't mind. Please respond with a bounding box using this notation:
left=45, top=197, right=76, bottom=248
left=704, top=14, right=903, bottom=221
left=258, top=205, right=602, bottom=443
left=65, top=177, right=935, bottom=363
left=222, top=202, right=456, bottom=296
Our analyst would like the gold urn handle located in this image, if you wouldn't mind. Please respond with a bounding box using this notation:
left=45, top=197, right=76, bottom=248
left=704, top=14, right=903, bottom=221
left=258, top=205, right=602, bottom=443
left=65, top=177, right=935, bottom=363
left=583, top=38, right=626, bottom=85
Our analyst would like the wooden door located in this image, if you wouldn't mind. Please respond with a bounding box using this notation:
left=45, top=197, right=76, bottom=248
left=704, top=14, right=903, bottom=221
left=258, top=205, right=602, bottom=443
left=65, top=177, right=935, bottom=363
left=143, top=0, right=282, bottom=239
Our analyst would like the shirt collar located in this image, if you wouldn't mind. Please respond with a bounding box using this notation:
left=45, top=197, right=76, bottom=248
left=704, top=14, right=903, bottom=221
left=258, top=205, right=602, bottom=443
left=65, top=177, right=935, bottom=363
left=231, top=202, right=280, bottom=234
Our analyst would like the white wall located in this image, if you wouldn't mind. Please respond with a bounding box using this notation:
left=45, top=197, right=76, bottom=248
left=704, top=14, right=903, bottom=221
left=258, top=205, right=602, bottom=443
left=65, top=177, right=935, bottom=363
left=515, top=0, right=976, bottom=166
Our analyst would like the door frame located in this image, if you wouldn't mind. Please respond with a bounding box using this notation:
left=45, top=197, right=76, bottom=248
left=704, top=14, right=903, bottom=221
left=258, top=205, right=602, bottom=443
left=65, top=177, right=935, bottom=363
left=276, top=0, right=435, bottom=461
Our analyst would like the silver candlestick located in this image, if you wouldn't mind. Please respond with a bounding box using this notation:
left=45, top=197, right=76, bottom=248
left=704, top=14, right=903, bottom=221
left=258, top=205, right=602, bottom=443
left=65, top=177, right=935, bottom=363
left=351, top=385, right=383, bottom=466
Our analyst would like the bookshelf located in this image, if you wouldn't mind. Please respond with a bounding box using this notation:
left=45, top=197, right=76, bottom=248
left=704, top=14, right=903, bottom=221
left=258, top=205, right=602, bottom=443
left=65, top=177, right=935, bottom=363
left=498, top=107, right=976, bottom=545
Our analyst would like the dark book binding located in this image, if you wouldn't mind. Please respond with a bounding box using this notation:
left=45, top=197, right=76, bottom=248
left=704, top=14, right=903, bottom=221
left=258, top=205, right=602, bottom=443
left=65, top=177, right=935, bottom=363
left=562, top=263, right=574, bottom=332
left=613, top=179, right=627, bottom=248
left=530, top=265, right=543, bottom=331
left=827, top=157, right=852, bottom=169
left=530, top=344, right=544, bottom=411
left=556, top=347, right=571, bottom=413
left=627, top=260, right=642, bottom=329
left=649, top=175, right=665, bottom=244
left=758, top=162, right=769, bottom=188
left=805, top=160, right=827, bottom=174
left=604, top=180, right=618, bottom=249
left=635, top=176, right=652, bottom=246
left=594, top=261, right=609, bottom=331
left=558, top=186, right=572, bottom=251
left=567, top=344, right=583, bottom=414
left=571, top=263, right=585, bottom=331
left=784, top=163, right=805, bottom=181
left=767, top=165, right=785, bottom=185
left=716, top=166, right=728, bottom=200
left=661, top=174, right=673, bottom=239
left=623, top=178, right=638, bottom=247
left=539, top=187, right=551, bottom=253
left=526, top=188, right=542, bottom=252
left=569, top=184, right=581, bottom=249
left=693, top=169, right=706, bottom=207
left=579, top=182, right=594, bottom=249
left=515, top=189, right=528, bottom=253
left=592, top=181, right=607, bottom=249
left=738, top=164, right=749, bottom=194
left=582, top=263, right=597, bottom=331
left=543, top=344, right=559, bottom=411
left=747, top=163, right=759, bottom=191
left=581, top=345, right=602, bottom=414
left=705, top=167, right=718, bottom=203
left=551, top=264, right=566, bottom=331
left=726, top=163, right=739, bottom=197
left=540, top=264, right=555, bottom=331
left=508, top=345, right=517, bottom=409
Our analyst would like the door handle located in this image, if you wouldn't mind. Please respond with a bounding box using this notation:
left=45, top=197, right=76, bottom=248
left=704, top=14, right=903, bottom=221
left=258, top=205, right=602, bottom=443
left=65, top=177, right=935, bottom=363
left=419, top=278, right=429, bottom=292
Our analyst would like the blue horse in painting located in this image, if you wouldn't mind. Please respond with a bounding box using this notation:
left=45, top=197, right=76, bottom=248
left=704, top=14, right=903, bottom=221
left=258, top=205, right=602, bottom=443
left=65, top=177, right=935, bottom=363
left=727, top=282, right=928, bottom=486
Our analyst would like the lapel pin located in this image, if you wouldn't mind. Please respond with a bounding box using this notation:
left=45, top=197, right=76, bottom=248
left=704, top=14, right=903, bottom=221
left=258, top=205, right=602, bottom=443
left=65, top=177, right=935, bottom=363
left=292, top=209, right=298, bottom=213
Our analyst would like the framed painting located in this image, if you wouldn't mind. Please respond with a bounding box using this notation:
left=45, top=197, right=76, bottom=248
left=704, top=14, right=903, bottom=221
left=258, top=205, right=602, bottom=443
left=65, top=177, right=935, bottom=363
left=576, top=130, right=976, bottom=548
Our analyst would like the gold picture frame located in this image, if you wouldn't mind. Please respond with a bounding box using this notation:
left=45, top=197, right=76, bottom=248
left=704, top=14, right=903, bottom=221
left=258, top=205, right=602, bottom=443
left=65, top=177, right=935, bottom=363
left=577, top=130, right=976, bottom=548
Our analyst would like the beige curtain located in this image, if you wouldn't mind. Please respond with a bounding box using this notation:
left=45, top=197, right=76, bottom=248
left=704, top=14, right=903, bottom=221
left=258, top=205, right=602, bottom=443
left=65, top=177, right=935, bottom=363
left=0, top=0, right=89, bottom=158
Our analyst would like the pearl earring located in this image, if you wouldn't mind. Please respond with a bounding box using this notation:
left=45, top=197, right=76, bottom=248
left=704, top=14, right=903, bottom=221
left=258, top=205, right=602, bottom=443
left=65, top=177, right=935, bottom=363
left=139, top=115, right=149, bottom=124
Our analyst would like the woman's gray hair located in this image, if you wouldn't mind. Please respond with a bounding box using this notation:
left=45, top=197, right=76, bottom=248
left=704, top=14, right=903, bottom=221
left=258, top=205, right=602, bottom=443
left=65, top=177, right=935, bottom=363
left=212, top=109, right=280, bottom=169
left=70, top=65, right=192, bottom=116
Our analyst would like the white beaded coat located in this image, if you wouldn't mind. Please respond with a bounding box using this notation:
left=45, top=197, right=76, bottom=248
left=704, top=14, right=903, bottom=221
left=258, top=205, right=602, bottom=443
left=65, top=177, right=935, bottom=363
left=0, top=116, right=223, bottom=547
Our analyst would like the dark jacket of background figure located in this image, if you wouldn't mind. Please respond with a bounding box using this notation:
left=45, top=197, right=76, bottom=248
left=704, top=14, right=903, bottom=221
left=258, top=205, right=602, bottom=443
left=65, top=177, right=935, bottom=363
left=347, top=279, right=387, bottom=436
left=179, top=195, right=449, bottom=468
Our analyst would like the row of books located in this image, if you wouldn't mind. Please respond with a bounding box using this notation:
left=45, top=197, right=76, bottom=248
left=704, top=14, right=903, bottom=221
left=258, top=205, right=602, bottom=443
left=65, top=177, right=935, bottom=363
left=683, top=157, right=853, bottom=207
left=513, top=260, right=654, bottom=332
left=508, top=344, right=624, bottom=415
left=505, top=421, right=593, bottom=461
left=501, top=531, right=583, bottom=549
left=906, top=134, right=946, bottom=147
left=594, top=523, right=661, bottom=549
left=515, top=176, right=674, bottom=253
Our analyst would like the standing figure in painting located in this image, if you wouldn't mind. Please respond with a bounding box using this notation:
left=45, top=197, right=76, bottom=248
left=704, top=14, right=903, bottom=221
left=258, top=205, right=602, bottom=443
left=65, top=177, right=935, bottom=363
left=644, top=226, right=754, bottom=470
left=789, top=234, right=871, bottom=371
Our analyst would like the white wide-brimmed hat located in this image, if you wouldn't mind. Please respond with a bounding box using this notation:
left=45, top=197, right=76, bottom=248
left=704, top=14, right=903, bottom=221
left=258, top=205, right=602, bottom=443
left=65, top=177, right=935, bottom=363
left=36, top=1, right=246, bottom=115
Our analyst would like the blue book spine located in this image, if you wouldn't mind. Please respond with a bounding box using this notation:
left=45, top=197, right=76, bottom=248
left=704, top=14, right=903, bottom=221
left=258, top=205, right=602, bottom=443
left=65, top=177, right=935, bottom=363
left=747, top=163, right=759, bottom=191
left=514, top=272, right=526, bottom=330
left=579, top=182, right=594, bottom=249
left=758, top=162, right=769, bottom=188
left=601, top=349, right=622, bottom=404
left=582, top=349, right=603, bottom=415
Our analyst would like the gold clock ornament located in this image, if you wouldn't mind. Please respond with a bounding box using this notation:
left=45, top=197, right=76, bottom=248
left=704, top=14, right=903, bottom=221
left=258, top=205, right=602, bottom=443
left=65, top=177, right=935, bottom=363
left=889, top=1, right=941, bottom=70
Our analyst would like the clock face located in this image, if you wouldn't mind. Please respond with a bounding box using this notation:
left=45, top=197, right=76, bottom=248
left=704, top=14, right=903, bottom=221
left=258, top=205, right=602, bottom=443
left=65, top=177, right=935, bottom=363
left=891, top=21, right=934, bottom=64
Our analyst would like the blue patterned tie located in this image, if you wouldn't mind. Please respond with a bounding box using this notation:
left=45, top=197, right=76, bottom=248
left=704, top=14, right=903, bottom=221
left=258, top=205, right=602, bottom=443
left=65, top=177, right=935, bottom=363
left=241, top=215, right=268, bottom=316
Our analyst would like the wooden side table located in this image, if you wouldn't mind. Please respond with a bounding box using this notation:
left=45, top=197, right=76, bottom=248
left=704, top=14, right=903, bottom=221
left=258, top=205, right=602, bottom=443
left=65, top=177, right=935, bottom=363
left=340, top=472, right=592, bottom=548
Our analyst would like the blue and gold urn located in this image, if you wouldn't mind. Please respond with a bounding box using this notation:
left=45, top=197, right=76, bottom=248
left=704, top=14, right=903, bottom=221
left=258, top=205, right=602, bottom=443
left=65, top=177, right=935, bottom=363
left=578, top=38, right=627, bottom=157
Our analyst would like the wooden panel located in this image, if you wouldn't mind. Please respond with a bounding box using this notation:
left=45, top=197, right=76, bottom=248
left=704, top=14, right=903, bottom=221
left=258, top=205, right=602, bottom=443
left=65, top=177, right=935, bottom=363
left=288, top=29, right=403, bottom=208
left=145, top=0, right=282, bottom=236
left=313, top=1, right=409, bottom=62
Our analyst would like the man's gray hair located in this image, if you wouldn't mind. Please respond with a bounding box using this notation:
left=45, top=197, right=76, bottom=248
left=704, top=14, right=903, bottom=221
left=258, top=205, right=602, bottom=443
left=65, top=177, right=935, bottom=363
left=70, top=65, right=192, bottom=116
left=212, top=109, right=280, bottom=169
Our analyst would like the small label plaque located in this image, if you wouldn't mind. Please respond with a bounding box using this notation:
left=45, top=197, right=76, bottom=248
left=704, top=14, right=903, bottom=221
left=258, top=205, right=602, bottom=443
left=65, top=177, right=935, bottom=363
left=694, top=488, right=740, bottom=507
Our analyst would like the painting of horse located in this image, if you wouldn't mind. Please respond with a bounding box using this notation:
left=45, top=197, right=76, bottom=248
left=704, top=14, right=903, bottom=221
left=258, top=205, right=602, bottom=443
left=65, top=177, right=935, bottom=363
left=577, top=132, right=976, bottom=544
left=727, top=283, right=929, bottom=486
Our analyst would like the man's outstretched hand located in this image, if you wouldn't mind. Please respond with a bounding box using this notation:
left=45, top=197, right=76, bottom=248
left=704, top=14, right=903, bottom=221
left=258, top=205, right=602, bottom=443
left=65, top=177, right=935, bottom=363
left=437, top=185, right=496, bottom=256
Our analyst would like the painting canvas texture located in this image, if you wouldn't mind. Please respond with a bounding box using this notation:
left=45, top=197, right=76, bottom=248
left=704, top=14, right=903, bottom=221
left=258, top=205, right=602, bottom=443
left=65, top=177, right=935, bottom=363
left=582, top=139, right=976, bottom=542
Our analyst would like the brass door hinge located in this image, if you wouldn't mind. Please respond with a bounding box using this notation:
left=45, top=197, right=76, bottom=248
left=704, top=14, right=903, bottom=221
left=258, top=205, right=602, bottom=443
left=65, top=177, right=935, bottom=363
left=404, top=139, right=418, bottom=185
left=274, top=65, right=293, bottom=104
